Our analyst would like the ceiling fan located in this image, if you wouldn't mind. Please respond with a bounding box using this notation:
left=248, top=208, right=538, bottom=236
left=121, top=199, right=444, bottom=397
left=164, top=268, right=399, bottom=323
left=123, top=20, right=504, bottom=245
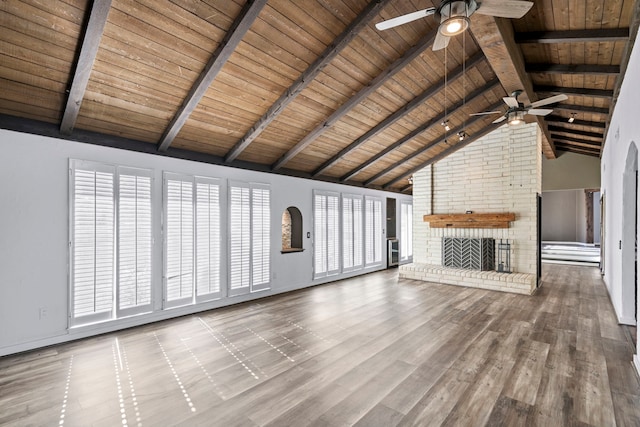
left=471, top=90, right=569, bottom=125
left=375, top=0, right=534, bottom=50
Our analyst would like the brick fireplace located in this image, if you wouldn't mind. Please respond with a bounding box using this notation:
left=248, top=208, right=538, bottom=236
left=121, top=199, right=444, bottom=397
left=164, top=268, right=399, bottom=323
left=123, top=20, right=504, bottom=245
left=400, top=123, right=541, bottom=295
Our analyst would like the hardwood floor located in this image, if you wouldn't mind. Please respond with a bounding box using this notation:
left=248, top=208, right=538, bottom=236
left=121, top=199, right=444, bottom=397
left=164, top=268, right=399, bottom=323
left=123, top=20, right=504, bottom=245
left=1, top=264, right=639, bottom=426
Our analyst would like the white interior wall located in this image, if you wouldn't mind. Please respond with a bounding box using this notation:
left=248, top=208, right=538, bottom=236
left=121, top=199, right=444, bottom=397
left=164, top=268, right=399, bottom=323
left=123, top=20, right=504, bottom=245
left=576, top=191, right=587, bottom=243
left=600, top=37, right=640, bottom=374
left=542, top=190, right=579, bottom=241
left=542, top=151, right=601, bottom=191
left=0, top=129, right=411, bottom=356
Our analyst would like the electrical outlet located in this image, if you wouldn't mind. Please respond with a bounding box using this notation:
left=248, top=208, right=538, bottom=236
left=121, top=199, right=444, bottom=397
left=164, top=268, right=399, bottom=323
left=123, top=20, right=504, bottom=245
left=39, top=307, right=47, bottom=320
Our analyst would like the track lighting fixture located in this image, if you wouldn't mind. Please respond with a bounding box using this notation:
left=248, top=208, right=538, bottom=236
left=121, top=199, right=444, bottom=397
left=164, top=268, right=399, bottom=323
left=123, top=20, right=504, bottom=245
left=568, top=113, right=576, bottom=123
left=441, top=120, right=451, bottom=131
left=457, top=131, right=467, bottom=141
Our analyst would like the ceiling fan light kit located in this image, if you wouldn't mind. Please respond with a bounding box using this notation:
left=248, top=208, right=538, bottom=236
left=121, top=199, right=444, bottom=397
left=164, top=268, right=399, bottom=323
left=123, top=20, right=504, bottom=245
left=507, top=110, right=525, bottom=126
left=375, top=0, right=534, bottom=51
left=438, top=1, right=471, bottom=36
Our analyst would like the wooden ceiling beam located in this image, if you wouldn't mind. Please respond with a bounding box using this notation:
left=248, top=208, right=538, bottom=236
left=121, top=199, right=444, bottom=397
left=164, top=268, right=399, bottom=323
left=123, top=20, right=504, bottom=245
left=381, top=122, right=504, bottom=189
left=470, top=15, right=557, bottom=159
left=548, top=125, right=603, bottom=139
left=224, top=0, right=393, bottom=163
left=400, top=184, right=413, bottom=193
left=551, top=134, right=603, bottom=147
left=554, top=104, right=610, bottom=115
left=60, top=0, right=113, bottom=135
left=341, top=78, right=500, bottom=182
left=363, top=101, right=503, bottom=186
left=534, top=85, right=614, bottom=99
left=156, top=0, right=267, bottom=152
left=545, top=115, right=606, bottom=129
left=270, top=28, right=439, bottom=171
left=515, top=28, right=630, bottom=44
left=554, top=141, right=602, bottom=152
left=310, top=51, right=486, bottom=177
left=555, top=144, right=601, bottom=157
left=526, top=64, right=620, bottom=75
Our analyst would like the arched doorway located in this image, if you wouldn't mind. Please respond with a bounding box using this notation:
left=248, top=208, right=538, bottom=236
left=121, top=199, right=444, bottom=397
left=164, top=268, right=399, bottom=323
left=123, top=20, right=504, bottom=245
left=621, top=142, right=638, bottom=325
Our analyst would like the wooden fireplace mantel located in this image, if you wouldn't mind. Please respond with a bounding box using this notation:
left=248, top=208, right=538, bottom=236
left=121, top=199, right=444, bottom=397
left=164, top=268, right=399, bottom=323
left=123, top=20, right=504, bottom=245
left=423, top=213, right=516, bottom=229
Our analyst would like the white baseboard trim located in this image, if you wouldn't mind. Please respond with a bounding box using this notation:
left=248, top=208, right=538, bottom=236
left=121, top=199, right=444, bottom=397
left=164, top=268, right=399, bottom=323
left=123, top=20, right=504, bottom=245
left=634, top=355, right=640, bottom=378
left=618, top=315, right=638, bottom=326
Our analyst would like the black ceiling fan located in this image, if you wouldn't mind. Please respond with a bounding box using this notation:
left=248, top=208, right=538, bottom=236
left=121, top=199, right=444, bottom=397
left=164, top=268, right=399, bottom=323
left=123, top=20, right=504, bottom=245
left=471, top=90, right=569, bottom=125
left=375, top=0, right=534, bottom=50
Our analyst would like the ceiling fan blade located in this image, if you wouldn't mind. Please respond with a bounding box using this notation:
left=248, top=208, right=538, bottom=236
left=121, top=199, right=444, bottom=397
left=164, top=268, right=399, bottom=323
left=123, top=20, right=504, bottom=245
left=375, top=8, right=436, bottom=31
left=475, top=0, right=534, bottom=19
left=503, top=96, right=519, bottom=108
left=530, top=94, right=568, bottom=108
left=470, top=111, right=502, bottom=116
left=492, top=115, right=508, bottom=124
left=432, top=31, right=451, bottom=51
left=527, top=108, right=553, bottom=116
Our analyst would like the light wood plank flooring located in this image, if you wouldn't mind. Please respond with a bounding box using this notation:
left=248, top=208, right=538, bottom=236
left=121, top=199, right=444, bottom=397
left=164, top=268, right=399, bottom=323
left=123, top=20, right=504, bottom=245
left=1, top=264, right=639, bottom=426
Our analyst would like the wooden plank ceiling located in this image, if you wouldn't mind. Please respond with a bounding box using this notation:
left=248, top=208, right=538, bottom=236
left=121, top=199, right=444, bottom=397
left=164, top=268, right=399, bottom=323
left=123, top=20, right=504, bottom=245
left=0, top=0, right=637, bottom=193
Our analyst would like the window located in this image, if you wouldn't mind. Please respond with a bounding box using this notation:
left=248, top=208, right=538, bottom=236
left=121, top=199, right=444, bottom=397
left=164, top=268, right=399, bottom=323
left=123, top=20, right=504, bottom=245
left=70, top=160, right=153, bottom=326
left=342, top=194, right=363, bottom=272
left=164, top=173, right=221, bottom=308
left=164, top=174, right=194, bottom=307
left=195, top=177, right=221, bottom=301
left=365, top=196, right=383, bottom=266
left=229, top=181, right=271, bottom=296
left=314, top=191, right=340, bottom=278
left=400, top=201, right=413, bottom=262
left=117, top=168, right=153, bottom=317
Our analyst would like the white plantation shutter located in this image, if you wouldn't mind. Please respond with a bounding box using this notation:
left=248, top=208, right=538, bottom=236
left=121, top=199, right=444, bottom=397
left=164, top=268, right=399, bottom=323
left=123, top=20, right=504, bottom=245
left=196, top=178, right=221, bottom=301
left=400, top=201, right=413, bottom=261
left=164, top=174, right=194, bottom=307
left=327, top=194, right=340, bottom=273
left=314, top=191, right=340, bottom=279
left=117, top=169, right=152, bottom=316
left=342, top=194, right=363, bottom=272
left=251, top=184, right=270, bottom=291
left=365, top=197, right=383, bottom=266
left=353, top=197, right=363, bottom=267
left=229, top=183, right=250, bottom=294
left=342, top=197, right=353, bottom=269
left=314, top=193, right=327, bottom=277
left=70, top=161, right=115, bottom=324
left=229, top=181, right=270, bottom=295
